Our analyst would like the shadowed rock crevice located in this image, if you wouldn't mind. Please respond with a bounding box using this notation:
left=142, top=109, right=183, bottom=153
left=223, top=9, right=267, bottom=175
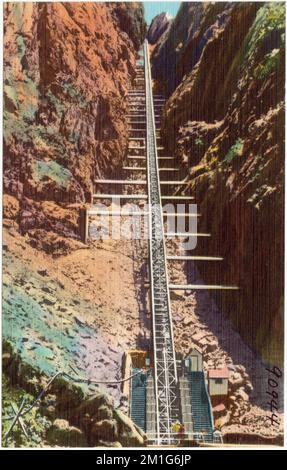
left=151, top=2, right=284, bottom=366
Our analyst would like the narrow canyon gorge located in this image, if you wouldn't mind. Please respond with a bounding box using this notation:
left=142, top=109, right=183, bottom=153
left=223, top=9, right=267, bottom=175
left=2, top=2, right=284, bottom=448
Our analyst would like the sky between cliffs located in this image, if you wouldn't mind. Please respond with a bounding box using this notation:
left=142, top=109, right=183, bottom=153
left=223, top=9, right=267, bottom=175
left=144, top=1, right=181, bottom=24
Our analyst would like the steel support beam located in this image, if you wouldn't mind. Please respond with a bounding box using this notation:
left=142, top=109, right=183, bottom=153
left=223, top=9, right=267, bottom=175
left=169, top=284, right=239, bottom=290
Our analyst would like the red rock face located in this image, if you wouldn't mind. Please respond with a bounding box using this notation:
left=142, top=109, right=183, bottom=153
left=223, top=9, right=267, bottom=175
left=147, top=12, right=172, bottom=45
left=152, top=3, right=285, bottom=365
left=3, top=2, right=145, bottom=248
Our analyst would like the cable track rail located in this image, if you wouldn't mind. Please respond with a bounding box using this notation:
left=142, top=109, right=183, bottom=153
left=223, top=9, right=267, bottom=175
left=144, top=40, right=179, bottom=446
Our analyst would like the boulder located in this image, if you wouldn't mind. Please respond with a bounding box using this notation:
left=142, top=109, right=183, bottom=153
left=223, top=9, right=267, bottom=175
left=3, top=194, right=20, bottom=219
left=114, top=409, right=146, bottom=447
left=229, top=372, right=245, bottom=389
left=182, top=315, right=193, bottom=327
left=2, top=352, right=12, bottom=369
left=192, top=331, right=210, bottom=343
left=46, top=419, right=87, bottom=447
left=52, top=377, right=85, bottom=414
left=70, top=393, right=115, bottom=438
left=43, top=404, right=57, bottom=421
left=235, top=388, right=249, bottom=402
left=91, top=419, right=118, bottom=442
left=170, top=290, right=186, bottom=300
left=37, top=268, right=48, bottom=276
left=97, top=405, right=114, bottom=421
left=39, top=394, right=57, bottom=420
left=203, top=338, right=218, bottom=353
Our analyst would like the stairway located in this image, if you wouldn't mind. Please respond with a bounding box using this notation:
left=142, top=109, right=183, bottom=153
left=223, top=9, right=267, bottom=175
left=179, top=377, right=193, bottom=435
left=130, top=368, right=147, bottom=431
left=188, top=371, right=214, bottom=442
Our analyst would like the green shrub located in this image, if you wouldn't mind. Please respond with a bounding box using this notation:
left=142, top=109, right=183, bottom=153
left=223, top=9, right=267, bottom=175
left=254, top=48, right=281, bottom=80
left=195, top=137, right=204, bottom=147
left=246, top=3, right=285, bottom=63
left=33, top=160, right=72, bottom=188
left=223, top=138, right=244, bottom=164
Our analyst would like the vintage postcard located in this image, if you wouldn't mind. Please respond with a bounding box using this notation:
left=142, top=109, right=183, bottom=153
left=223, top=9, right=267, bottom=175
left=1, top=0, right=285, bottom=450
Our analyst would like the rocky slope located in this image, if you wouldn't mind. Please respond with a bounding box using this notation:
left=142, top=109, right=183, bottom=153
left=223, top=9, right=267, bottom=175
left=169, top=251, right=283, bottom=440
left=3, top=2, right=145, bottom=251
left=5, top=213, right=283, bottom=446
left=2, top=211, right=149, bottom=447
left=3, top=345, right=146, bottom=447
left=152, top=2, right=285, bottom=366
left=146, top=12, right=172, bottom=45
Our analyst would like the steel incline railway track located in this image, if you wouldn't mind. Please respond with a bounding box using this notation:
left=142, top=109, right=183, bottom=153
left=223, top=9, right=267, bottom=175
left=144, top=40, right=179, bottom=446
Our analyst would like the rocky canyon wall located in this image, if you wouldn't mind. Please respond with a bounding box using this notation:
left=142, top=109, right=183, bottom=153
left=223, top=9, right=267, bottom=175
left=3, top=2, right=145, bottom=251
left=146, top=12, right=172, bottom=45
left=151, top=2, right=285, bottom=365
